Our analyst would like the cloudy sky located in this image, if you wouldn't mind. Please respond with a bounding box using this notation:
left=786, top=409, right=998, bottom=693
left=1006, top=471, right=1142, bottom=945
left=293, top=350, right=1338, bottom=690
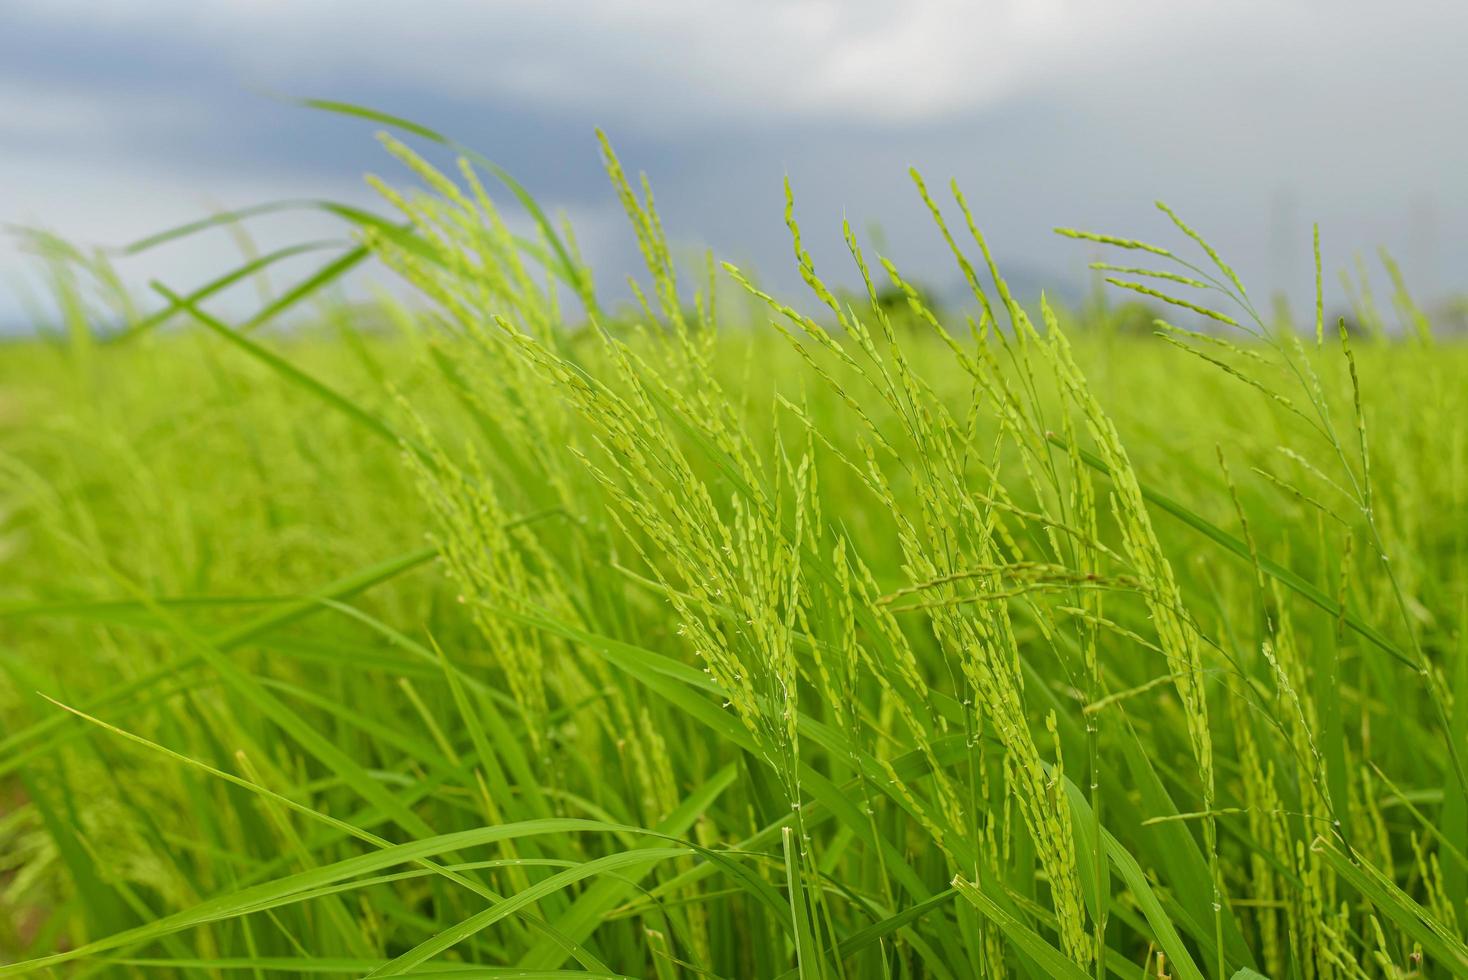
left=2, top=1, right=1464, bottom=330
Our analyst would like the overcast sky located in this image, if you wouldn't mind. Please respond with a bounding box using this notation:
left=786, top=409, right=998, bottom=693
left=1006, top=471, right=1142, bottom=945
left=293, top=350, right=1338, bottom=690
left=2, top=1, right=1465, bottom=330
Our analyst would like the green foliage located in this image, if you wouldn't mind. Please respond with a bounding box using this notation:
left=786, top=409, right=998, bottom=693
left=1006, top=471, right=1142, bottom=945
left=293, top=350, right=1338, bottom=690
left=2, top=123, right=1466, bottom=979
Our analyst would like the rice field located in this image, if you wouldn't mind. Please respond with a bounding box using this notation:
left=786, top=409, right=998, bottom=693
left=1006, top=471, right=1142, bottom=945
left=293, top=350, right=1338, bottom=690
left=2, top=118, right=1466, bottom=978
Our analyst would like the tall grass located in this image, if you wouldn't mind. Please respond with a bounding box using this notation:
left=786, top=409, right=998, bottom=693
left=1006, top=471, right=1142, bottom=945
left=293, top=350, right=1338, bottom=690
left=2, top=118, right=1466, bottom=978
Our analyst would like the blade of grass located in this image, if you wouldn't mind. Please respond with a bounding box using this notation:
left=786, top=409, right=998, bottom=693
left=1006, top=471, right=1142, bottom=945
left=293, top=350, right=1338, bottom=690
left=151, top=282, right=423, bottom=458
left=1055, top=435, right=1414, bottom=668
left=296, top=98, right=596, bottom=312
left=0, top=546, right=436, bottom=777
left=239, top=245, right=371, bottom=333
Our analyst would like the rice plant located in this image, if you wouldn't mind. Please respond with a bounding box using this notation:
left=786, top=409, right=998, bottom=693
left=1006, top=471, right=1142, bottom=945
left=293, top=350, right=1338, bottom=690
left=2, top=112, right=1466, bottom=978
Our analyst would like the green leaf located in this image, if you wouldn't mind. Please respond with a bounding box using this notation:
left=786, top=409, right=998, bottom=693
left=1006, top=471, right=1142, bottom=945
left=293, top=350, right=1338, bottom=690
left=1316, top=840, right=1468, bottom=976
left=0, top=546, right=436, bottom=778
left=517, top=765, right=737, bottom=969
left=367, top=848, right=696, bottom=976
left=239, top=245, right=371, bottom=332
left=151, top=282, right=421, bottom=456
left=1058, top=436, right=1415, bottom=668
left=0, top=817, right=636, bottom=977
left=297, top=97, right=597, bottom=311
left=950, top=878, right=1090, bottom=980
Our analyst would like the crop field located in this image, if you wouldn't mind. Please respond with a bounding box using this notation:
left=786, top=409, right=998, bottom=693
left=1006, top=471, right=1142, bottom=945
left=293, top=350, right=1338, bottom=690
left=2, top=121, right=1466, bottom=978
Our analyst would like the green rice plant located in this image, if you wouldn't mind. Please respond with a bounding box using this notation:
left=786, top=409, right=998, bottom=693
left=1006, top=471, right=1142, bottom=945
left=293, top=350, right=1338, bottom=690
left=2, top=113, right=1466, bottom=979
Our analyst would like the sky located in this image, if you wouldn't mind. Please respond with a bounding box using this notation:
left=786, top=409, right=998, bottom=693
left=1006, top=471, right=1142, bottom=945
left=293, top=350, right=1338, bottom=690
left=2, top=1, right=1465, bottom=331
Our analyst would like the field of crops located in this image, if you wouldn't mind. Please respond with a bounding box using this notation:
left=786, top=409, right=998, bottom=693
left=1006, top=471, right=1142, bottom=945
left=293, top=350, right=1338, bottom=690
left=3, top=127, right=1466, bottom=978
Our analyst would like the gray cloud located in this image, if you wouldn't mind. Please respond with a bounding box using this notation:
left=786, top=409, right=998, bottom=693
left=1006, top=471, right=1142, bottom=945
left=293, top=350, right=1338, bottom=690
left=3, top=1, right=1465, bottom=329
